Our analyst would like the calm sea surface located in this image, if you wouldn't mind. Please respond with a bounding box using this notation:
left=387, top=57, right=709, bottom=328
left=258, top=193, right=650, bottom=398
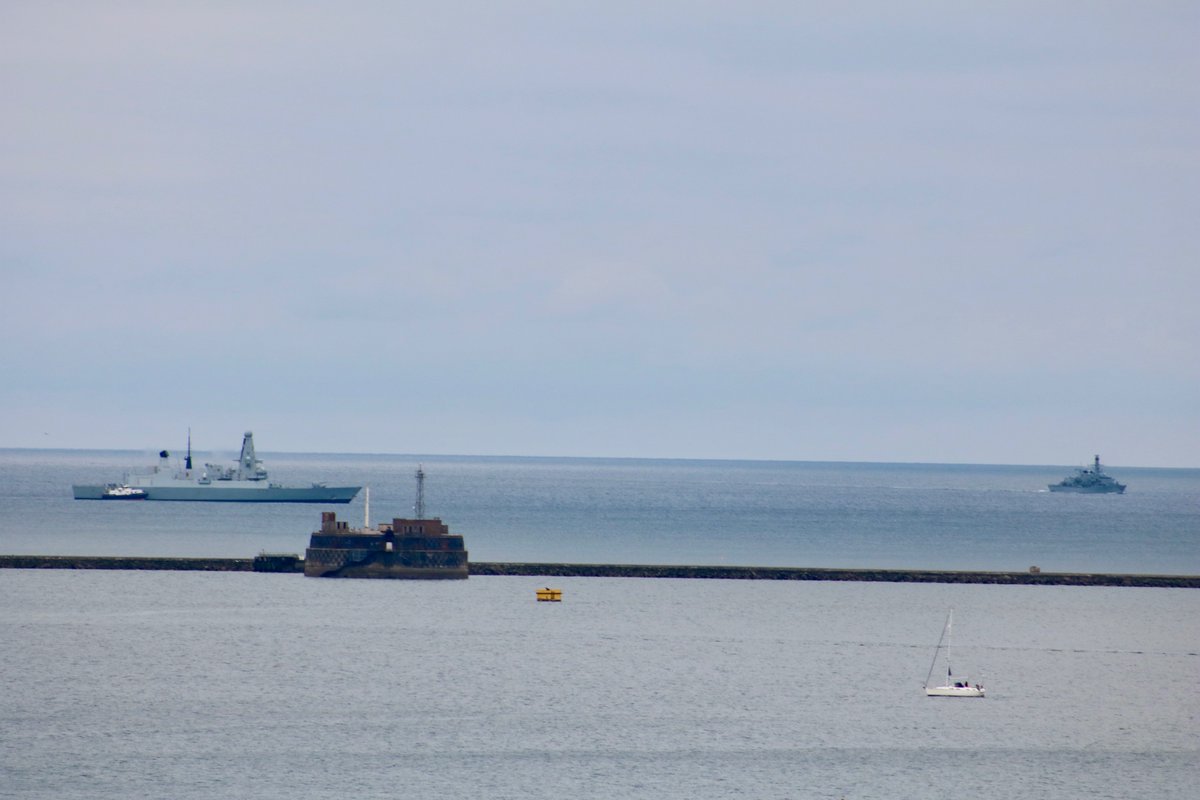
left=1, top=450, right=1198, bottom=798
left=1, top=448, right=1197, bottom=572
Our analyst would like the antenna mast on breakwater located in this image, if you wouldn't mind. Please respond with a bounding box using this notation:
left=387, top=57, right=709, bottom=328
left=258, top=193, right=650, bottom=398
left=414, top=465, right=425, bottom=519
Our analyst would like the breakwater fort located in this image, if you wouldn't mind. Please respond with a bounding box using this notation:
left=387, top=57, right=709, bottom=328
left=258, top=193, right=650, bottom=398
left=1, top=555, right=1196, bottom=587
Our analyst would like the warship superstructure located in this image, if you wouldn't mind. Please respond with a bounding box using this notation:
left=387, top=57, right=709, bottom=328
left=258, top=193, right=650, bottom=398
left=72, top=431, right=361, bottom=503
left=1048, top=455, right=1126, bottom=494
left=304, top=467, right=469, bottom=579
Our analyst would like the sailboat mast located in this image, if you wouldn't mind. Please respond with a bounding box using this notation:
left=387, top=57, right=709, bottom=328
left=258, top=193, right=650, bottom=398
left=946, top=610, right=954, bottom=678
left=925, top=610, right=952, bottom=688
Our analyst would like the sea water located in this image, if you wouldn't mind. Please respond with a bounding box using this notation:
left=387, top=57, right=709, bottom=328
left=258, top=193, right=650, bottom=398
left=1, top=450, right=1198, bottom=798
left=2, top=571, right=1197, bottom=799
left=0, top=449, right=1197, bottom=573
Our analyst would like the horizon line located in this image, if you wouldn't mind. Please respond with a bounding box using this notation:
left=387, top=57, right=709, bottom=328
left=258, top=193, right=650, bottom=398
left=0, top=445, right=1193, bottom=471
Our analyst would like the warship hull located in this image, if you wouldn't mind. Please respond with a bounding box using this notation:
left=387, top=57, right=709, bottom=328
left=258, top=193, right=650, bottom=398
left=73, top=483, right=359, bottom=502
left=1047, top=484, right=1124, bottom=494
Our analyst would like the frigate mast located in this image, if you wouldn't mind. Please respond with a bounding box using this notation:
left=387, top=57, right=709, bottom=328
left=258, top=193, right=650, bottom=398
left=413, top=465, right=426, bottom=519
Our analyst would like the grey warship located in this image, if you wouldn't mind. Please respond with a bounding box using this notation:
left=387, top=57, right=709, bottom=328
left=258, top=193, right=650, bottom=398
left=72, top=431, right=361, bottom=503
left=1048, top=455, right=1126, bottom=494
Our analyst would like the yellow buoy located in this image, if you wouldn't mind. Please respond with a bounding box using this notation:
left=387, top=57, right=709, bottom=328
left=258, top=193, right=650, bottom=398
left=536, top=587, right=562, bottom=602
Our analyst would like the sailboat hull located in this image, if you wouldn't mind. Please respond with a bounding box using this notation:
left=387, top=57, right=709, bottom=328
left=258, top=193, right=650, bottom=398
left=925, top=685, right=985, bottom=698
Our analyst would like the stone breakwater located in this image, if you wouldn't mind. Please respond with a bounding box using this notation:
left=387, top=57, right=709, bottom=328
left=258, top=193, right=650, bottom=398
left=0, top=555, right=255, bottom=571
left=1, top=555, right=1198, bottom=587
left=469, top=562, right=1200, bottom=587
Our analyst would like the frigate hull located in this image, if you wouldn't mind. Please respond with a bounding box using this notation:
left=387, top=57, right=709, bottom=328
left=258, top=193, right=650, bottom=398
left=1047, top=483, right=1125, bottom=494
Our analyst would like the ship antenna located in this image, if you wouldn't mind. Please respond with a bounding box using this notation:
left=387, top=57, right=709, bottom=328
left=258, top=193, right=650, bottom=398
left=185, top=428, right=193, bottom=472
left=414, top=465, right=425, bottom=519
left=364, top=486, right=370, bottom=530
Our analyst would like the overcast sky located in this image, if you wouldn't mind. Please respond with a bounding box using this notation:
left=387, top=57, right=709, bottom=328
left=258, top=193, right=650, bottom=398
left=2, top=2, right=1197, bottom=466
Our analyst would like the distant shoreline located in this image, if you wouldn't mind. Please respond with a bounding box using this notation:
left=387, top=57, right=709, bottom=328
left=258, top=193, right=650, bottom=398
left=1, top=555, right=1196, bottom=587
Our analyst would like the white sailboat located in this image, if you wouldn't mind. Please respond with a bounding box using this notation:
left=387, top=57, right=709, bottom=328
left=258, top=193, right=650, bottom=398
left=924, top=610, right=985, bottom=698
